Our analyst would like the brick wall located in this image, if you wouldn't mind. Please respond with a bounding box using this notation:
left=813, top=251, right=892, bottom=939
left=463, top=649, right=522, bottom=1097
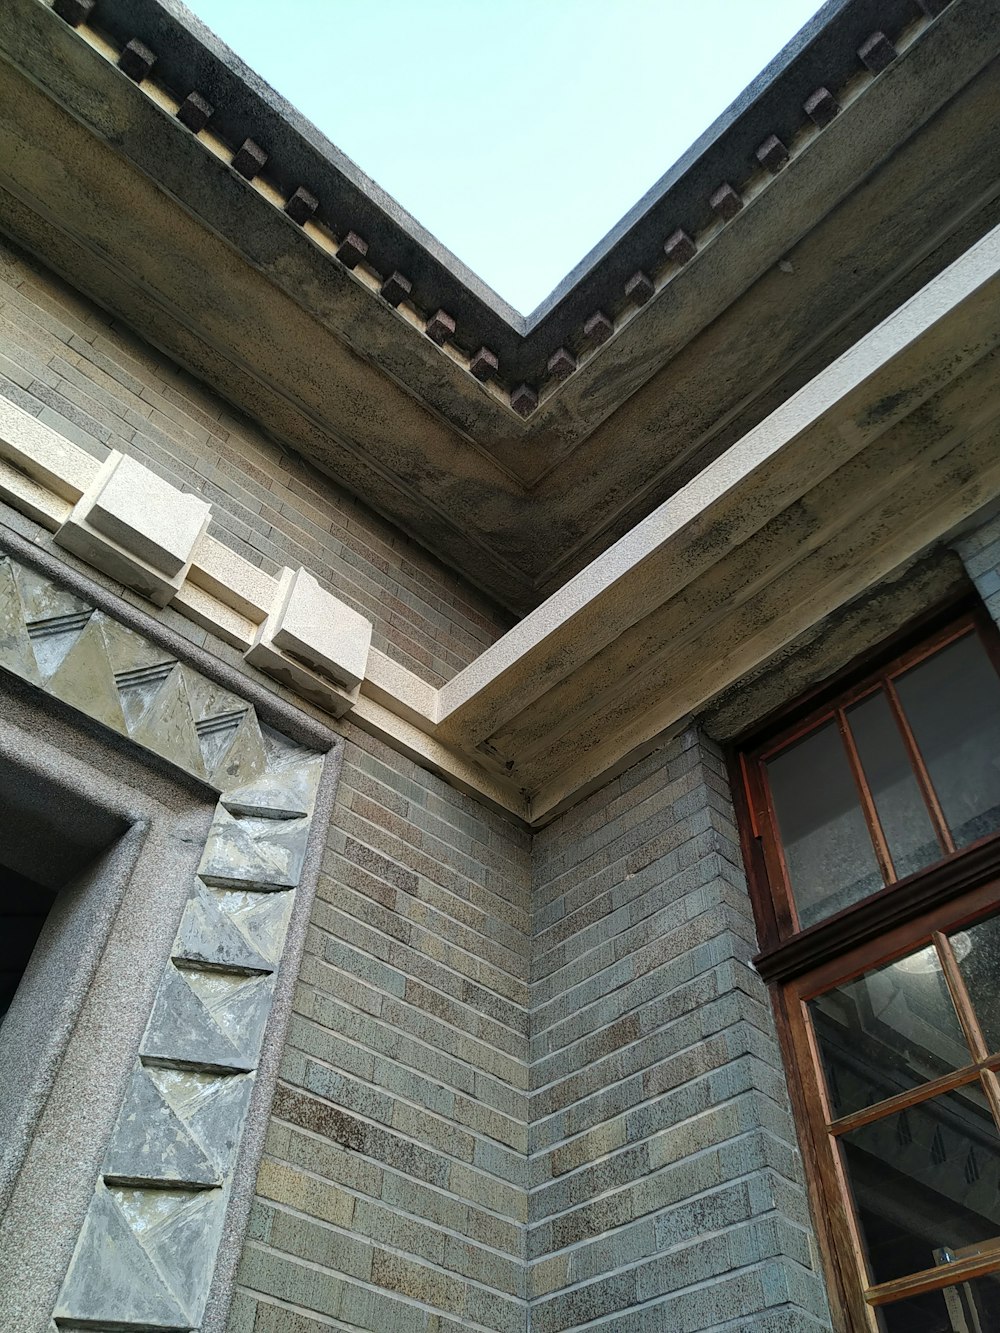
left=229, top=724, right=532, bottom=1332
left=955, top=507, right=1000, bottom=629
left=228, top=726, right=832, bottom=1333
left=0, top=210, right=842, bottom=1333
left=0, top=237, right=511, bottom=684
left=528, top=730, right=831, bottom=1333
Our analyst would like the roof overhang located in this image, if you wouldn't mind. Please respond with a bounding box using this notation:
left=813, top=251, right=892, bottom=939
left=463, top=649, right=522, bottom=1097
left=5, top=216, right=1000, bottom=824
left=2, top=0, right=999, bottom=611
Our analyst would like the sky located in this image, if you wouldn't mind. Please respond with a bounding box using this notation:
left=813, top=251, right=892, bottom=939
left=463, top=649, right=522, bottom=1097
left=187, top=0, right=824, bottom=315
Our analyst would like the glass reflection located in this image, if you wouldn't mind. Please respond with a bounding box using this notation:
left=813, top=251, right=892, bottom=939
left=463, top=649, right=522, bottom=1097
left=766, top=720, right=883, bottom=928
left=841, top=1083, right=1000, bottom=1286
left=956, top=914, right=1000, bottom=1056
left=847, top=691, right=942, bottom=880
left=810, top=947, right=970, bottom=1119
left=895, top=634, right=1000, bottom=852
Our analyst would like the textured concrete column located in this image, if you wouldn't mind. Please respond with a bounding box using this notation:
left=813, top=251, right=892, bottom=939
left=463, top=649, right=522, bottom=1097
left=954, top=507, right=1000, bottom=627
left=528, top=728, right=832, bottom=1332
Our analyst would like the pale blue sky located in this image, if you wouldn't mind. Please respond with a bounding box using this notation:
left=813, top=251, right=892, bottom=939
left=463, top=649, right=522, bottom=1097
left=188, top=0, right=823, bottom=314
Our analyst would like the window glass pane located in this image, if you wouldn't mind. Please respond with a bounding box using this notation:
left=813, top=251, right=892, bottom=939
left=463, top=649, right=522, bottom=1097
left=766, top=720, right=883, bottom=928
left=846, top=691, right=942, bottom=881
left=810, top=945, right=971, bottom=1120
left=895, top=633, right=1000, bottom=851
left=877, top=1272, right=1000, bottom=1332
left=955, top=913, right=1000, bottom=1055
left=840, top=1082, right=1000, bottom=1286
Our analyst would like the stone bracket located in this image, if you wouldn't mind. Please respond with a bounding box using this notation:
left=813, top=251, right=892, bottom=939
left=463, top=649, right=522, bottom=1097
left=55, top=451, right=212, bottom=607
left=245, top=566, right=372, bottom=717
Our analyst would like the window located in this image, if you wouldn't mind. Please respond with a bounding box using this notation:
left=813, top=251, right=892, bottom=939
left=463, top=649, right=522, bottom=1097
left=737, top=610, right=1000, bottom=1332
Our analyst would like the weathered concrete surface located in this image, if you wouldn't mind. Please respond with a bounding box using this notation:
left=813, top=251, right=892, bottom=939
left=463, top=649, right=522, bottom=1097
left=1, top=0, right=999, bottom=609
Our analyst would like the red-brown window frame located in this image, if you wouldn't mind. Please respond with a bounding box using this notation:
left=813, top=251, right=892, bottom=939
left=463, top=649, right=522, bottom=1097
left=731, top=600, right=1000, bottom=1333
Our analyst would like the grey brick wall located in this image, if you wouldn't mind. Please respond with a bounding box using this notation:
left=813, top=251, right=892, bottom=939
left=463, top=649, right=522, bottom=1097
left=0, top=233, right=838, bottom=1333
left=229, top=723, right=532, bottom=1333
left=229, top=727, right=832, bottom=1333
left=0, top=237, right=511, bottom=683
left=955, top=507, right=1000, bottom=629
left=528, top=729, right=831, bottom=1333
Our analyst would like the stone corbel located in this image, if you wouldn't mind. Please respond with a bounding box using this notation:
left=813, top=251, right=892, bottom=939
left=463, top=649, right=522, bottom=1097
left=55, top=450, right=212, bottom=607
left=245, top=565, right=372, bottom=716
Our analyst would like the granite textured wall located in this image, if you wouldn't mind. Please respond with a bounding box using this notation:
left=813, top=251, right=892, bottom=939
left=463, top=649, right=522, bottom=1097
left=0, top=236, right=511, bottom=684
left=228, top=725, right=532, bottom=1333
left=527, top=729, right=830, bottom=1333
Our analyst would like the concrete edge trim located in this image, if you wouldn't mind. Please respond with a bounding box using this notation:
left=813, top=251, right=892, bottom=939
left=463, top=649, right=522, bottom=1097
left=436, top=216, right=1000, bottom=724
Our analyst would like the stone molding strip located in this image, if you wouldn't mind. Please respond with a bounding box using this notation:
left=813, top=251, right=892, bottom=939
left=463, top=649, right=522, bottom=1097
left=0, top=552, right=330, bottom=1332
left=0, top=393, right=532, bottom=819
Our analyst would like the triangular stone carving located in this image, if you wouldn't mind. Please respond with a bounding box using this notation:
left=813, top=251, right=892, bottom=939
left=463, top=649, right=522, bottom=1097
left=223, top=888, right=295, bottom=967
left=260, top=720, right=316, bottom=774
left=53, top=1186, right=189, bottom=1329
left=103, top=1066, right=219, bottom=1188
left=115, top=660, right=179, bottom=732
left=207, top=709, right=268, bottom=792
left=173, top=886, right=274, bottom=974
left=148, top=1068, right=255, bottom=1178
left=128, top=663, right=205, bottom=778
left=13, top=562, right=90, bottom=627
left=195, top=706, right=247, bottom=776
left=221, top=753, right=323, bottom=819
left=183, top=669, right=251, bottom=732
left=199, top=807, right=307, bottom=889
left=184, top=969, right=276, bottom=1070
left=0, top=559, right=40, bottom=685
left=116, top=1186, right=226, bottom=1327
left=141, top=965, right=250, bottom=1072
left=45, top=615, right=127, bottom=734
left=100, top=615, right=174, bottom=678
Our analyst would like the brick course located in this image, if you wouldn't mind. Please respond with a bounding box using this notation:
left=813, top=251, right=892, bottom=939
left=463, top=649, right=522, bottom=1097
left=0, top=232, right=835, bottom=1333
left=231, top=725, right=532, bottom=1333
left=954, top=507, right=1000, bottom=629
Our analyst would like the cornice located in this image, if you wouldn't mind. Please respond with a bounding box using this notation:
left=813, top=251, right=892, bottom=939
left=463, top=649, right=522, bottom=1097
left=41, top=0, right=949, bottom=402
left=39, top=0, right=946, bottom=409
left=1, top=0, right=997, bottom=615
left=3, top=219, right=1000, bottom=825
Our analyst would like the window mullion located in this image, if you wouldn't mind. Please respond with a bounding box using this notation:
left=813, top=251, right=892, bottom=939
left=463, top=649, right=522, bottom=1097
left=837, top=707, right=895, bottom=884
left=934, top=929, right=990, bottom=1064
left=883, top=677, right=956, bottom=856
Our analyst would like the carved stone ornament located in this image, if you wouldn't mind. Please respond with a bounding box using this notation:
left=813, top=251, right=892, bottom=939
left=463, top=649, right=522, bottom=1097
left=0, top=553, right=328, bottom=1331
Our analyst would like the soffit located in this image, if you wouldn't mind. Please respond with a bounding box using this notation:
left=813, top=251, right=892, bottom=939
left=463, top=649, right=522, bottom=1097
left=2, top=214, right=999, bottom=827
left=0, top=0, right=998, bottom=612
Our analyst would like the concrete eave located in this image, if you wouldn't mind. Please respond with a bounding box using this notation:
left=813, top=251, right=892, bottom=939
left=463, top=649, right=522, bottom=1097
left=5, top=219, right=1000, bottom=825
left=1, top=0, right=999, bottom=612
left=435, top=221, right=1000, bottom=819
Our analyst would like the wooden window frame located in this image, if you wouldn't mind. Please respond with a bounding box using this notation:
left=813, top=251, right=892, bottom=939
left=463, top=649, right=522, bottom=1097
left=730, top=600, right=1000, bottom=1332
